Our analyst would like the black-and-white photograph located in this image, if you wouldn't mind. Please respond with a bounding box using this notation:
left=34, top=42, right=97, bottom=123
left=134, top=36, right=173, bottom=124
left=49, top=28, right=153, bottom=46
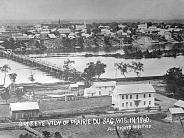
left=0, top=0, right=184, bottom=137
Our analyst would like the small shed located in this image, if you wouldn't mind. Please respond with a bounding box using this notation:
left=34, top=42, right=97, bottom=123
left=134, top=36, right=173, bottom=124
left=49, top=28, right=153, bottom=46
left=69, top=84, right=79, bottom=91
left=169, top=108, right=184, bottom=121
left=174, top=100, right=184, bottom=109
left=9, top=102, right=40, bottom=120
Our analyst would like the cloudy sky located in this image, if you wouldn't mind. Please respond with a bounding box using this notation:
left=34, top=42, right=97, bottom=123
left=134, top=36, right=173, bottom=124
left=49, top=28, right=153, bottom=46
left=0, top=0, right=184, bottom=20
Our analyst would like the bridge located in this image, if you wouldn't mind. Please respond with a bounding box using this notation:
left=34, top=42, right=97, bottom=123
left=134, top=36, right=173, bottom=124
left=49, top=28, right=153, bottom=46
left=0, top=50, right=79, bottom=80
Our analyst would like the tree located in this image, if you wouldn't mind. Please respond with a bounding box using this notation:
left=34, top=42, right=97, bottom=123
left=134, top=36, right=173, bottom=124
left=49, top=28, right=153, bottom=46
left=42, top=131, right=51, bottom=138
left=29, top=72, right=35, bottom=99
left=82, top=62, right=96, bottom=86
left=165, top=67, right=183, bottom=83
left=63, top=59, right=75, bottom=81
left=114, top=62, right=129, bottom=78
left=54, top=132, right=62, bottom=138
left=164, top=67, right=184, bottom=98
left=9, top=73, right=17, bottom=83
left=0, top=89, right=10, bottom=103
left=122, top=127, right=143, bottom=138
left=82, top=61, right=106, bottom=86
left=14, top=87, right=25, bottom=101
left=95, top=61, right=106, bottom=79
left=130, top=61, right=144, bottom=77
left=0, top=64, right=11, bottom=86
left=8, top=73, right=17, bottom=93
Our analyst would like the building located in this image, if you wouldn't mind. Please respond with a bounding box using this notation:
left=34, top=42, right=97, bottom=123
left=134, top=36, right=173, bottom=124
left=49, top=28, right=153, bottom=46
left=148, top=26, right=158, bottom=33
left=169, top=108, right=184, bottom=121
left=112, top=84, right=155, bottom=110
left=84, top=81, right=116, bottom=97
left=69, top=84, right=79, bottom=91
left=138, top=24, right=147, bottom=30
left=57, top=28, right=71, bottom=34
left=48, top=34, right=57, bottom=39
left=9, top=102, right=40, bottom=120
left=174, top=100, right=184, bottom=109
left=75, top=24, right=86, bottom=31
left=12, top=33, right=30, bottom=41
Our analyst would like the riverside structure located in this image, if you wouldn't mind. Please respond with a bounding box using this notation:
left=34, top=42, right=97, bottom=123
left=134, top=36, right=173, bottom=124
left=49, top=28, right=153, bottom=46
left=0, top=50, right=80, bottom=80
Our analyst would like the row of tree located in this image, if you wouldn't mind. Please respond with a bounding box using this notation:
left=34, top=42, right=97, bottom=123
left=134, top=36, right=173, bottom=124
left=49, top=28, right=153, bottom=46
left=114, top=61, right=144, bottom=78
left=61, top=59, right=144, bottom=86
left=0, top=64, right=36, bottom=103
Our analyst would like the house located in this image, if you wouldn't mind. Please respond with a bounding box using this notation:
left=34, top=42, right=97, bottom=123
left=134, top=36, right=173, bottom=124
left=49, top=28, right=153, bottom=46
left=9, top=102, right=40, bottom=120
left=174, top=100, right=184, bottom=109
left=169, top=108, right=184, bottom=121
left=76, top=81, right=85, bottom=88
left=148, top=26, right=158, bottom=33
left=138, top=23, right=148, bottom=31
left=48, top=34, right=57, bottom=39
left=75, top=24, right=86, bottom=31
left=58, top=28, right=71, bottom=34
left=69, top=84, right=79, bottom=91
left=112, top=84, right=155, bottom=110
left=84, top=81, right=116, bottom=97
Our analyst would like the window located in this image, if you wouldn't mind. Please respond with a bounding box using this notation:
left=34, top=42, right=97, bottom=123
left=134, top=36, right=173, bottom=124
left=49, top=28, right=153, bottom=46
left=130, top=102, right=132, bottom=107
left=136, top=94, right=138, bottom=99
left=130, top=95, right=132, bottom=99
left=144, top=94, right=146, bottom=98
left=122, top=95, right=124, bottom=99
left=126, top=95, right=128, bottom=99
left=144, top=101, right=146, bottom=105
left=149, top=94, right=151, bottom=97
left=149, top=101, right=151, bottom=105
left=122, top=103, right=124, bottom=107
left=126, top=102, right=128, bottom=107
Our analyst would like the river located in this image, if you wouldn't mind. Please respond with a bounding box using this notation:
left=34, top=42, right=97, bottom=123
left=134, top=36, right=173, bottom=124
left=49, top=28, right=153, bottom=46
left=37, top=55, right=184, bottom=79
left=1, top=44, right=184, bottom=84
left=0, top=57, right=61, bottom=85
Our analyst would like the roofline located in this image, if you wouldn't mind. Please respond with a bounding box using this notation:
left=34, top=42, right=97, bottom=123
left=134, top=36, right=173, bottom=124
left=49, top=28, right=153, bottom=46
left=116, top=91, right=156, bottom=95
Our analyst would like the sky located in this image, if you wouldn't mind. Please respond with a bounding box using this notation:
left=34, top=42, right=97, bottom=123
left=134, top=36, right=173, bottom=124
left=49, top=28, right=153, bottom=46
left=0, top=0, right=184, bottom=20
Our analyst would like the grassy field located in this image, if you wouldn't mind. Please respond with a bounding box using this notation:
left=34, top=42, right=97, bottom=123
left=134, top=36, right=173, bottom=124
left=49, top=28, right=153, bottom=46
left=32, top=118, right=184, bottom=138
left=0, top=79, right=181, bottom=138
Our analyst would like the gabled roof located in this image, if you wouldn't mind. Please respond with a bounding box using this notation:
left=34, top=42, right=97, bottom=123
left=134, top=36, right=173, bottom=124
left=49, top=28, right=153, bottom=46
left=76, top=82, right=85, bottom=86
left=169, top=108, right=184, bottom=115
left=114, top=84, right=155, bottom=95
left=174, top=100, right=184, bottom=108
left=93, top=81, right=116, bottom=87
left=9, top=102, right=39, bottom=111
left=48, top=34, right=56, bottom=39
left=70, top=84, right=78, bottom=88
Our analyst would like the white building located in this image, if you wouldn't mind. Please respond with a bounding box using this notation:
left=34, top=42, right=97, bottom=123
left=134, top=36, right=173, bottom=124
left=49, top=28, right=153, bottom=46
left=58, top=28, right=71, bottom=34
left=112, top=84, right=155, bottom=110
left=138, top=24, right=148, bottom=33
left=9, top=102, right=40, bottom=120
left=101, top=29, right=111, bottom=35
left=84, top=81, right=116, bottom=97
left=148, top=26, right=158, bottom=32
left=138, top=24, right=147, bottom=30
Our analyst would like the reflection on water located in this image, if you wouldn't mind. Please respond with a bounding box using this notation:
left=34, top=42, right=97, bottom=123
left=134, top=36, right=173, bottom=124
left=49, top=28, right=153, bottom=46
left=0, top=58, right=61, bottom=85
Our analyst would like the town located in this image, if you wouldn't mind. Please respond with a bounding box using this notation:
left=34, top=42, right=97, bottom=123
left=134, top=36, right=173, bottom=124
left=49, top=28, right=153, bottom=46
left=0, top=20, right=184, bottom=138
left=1, top=0, right=184, bottom=138
left=0, top=21, right=184, bottom=58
